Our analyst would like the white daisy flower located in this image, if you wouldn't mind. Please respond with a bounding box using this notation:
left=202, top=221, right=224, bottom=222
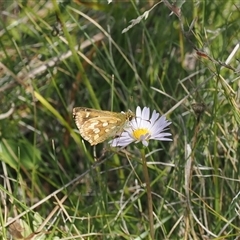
left=110, top=106, right=172, bottom=147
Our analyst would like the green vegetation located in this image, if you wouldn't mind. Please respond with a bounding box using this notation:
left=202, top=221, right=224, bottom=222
left=0, top=0, right=240, bottom=239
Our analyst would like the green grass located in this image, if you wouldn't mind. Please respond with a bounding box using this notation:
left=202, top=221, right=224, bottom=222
left=0, top=0, right=240, bottom=239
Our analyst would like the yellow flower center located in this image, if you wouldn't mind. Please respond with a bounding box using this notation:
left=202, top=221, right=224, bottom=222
left=133, top=128, right=150, bottom=140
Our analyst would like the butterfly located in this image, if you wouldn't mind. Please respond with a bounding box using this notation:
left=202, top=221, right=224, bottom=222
left=73, top=107, right=135, bottom=145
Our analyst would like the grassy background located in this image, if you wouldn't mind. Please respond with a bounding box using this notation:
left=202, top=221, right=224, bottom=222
left=0, top=0, right=240, bottom=239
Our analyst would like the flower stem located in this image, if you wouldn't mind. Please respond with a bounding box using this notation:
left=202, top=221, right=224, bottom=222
left=141, top=148, right=154, bottom=239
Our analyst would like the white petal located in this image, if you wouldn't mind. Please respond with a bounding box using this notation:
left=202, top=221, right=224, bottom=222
left=136, top=106, right=142, bottom=118
left=142, top=107, right=150, bottom=120
left=149, top=110, right=159, bottom=124
left=150, top=116, right=171, bottom=134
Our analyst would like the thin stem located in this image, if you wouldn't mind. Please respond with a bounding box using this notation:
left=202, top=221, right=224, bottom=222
left=141, top=148, right=154, bottom=239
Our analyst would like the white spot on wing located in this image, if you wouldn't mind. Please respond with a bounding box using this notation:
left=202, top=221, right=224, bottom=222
left=102, top=122, right=108, bottom=127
